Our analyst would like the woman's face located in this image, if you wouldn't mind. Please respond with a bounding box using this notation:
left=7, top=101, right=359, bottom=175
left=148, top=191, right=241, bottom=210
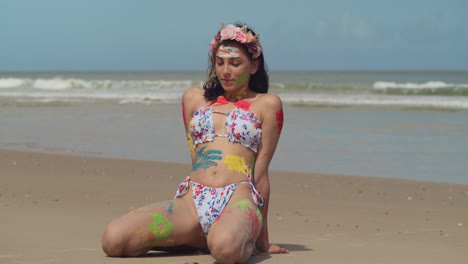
left=215, top=43, right=258, bottom=93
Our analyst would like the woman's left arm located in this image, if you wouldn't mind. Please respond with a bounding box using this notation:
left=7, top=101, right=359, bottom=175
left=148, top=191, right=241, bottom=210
left=253, top=94, right=288, bottom=254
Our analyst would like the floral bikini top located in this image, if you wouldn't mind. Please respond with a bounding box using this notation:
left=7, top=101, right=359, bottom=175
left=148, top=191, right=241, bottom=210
left=189, top=106, right=262, bottom=153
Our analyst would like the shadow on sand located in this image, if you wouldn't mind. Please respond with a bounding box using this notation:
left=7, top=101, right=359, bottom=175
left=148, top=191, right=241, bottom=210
left=114, top=243, right=312, bottom=263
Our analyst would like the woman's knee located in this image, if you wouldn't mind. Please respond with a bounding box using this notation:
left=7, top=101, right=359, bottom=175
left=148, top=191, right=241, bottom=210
left=209, top=230, right=249, bottom=263
left=101, top=221, right=138, bottom=257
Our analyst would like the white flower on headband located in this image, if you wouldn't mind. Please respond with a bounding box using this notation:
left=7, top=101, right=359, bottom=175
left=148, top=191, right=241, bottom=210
left=210, top=24, right=262, bottom=59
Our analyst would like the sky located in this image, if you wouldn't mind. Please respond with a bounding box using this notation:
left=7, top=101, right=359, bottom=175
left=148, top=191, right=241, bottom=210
left=1, top=0, right=467, bottom=71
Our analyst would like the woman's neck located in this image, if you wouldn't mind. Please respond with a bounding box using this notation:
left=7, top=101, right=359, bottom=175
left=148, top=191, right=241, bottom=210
left=224, top=87, right=248, bottom=101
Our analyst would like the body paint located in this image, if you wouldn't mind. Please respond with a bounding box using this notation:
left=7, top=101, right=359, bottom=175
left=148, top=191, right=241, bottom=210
left=234, top=70, right=250, bottom=86
left=213, top=208, right=233, bottom=223
left=139, top=213, right=174, bottom=246
left=234, top=99, right=251, bottom=110
left=225, top=87, right=247, bottom=101
left=214, top=95, right=229, bottom=105
left=232, top=200, right=263, bottom=237
left=165, top=200, right=174, bottom=214
left=181, top=101, right=187, bottom=128
left=214, top=96, right=251, bottom=111
left=192, top=145, right=223, bottom=171
left=251, top=156, right=256, bottom=175
left=224, top=154, right=248, bottom=175
left=143, top=200, right=173, bottom=214
left=216, top=74, right=242, bottom=97
left=217, top=45, right=240, bottom=58
left=276, top=108, right=284, bottom=134
left=186, top=131, right=195, bottom=157
left=184, top=101, right=195, bottom=156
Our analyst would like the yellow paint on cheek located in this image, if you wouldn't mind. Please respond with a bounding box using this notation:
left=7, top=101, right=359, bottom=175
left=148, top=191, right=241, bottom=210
left=224, top=155, right=248, bottom=175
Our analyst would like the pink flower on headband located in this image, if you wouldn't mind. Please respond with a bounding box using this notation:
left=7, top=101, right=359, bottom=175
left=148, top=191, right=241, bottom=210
left=210, top=24, right=263, bottom=59
left=210, top=38, right=217, bottom=52
left=247, top=43, right=262, bottom=59
left=210, top=33, right=221, bottom=52
left=220, top=25, right=240, bottom=40
left=235, top=32, right=247, bottom=43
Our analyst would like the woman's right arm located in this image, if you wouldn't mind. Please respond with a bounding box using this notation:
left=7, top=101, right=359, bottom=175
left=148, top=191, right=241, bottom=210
left=181, top=87, right=204, bottom=162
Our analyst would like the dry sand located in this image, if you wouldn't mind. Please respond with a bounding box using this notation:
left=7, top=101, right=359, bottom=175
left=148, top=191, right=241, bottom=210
left=1, top=149, right=467, bottom=264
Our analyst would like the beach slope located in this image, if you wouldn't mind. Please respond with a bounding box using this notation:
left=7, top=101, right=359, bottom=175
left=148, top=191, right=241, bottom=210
left=1, top=149, right=467, bottom=264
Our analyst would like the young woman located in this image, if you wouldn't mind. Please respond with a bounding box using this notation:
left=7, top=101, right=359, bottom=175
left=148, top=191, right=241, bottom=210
left=101, top=23, right=288, bottom=263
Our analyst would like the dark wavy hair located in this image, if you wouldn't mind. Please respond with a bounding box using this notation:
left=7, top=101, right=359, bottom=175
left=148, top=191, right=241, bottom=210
left=203, top=23, right=269, bottom=102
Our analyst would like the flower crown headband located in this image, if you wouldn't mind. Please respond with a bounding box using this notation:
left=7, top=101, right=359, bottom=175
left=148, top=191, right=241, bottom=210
left=210, top=24, right=262, bottom=59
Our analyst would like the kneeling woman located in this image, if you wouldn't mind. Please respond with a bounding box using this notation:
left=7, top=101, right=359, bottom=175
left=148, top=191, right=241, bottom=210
left=101, top=23, right=288, bottom=263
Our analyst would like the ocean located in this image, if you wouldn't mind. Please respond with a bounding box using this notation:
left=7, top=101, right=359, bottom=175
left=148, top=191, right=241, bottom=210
left=1, top=70, right=467, bottom=184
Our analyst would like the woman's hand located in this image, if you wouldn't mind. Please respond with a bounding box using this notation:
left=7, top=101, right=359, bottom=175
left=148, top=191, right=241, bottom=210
left=266, top=244, right=289, bottom=254
left=256, top=243, right=289, bottom=254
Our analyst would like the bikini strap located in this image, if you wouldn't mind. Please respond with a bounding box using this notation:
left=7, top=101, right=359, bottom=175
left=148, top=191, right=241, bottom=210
left=174, top=176, right=190, bottom=198
left=212, top=110, right=230, bottom=115
left=246, top=168, right=264, bottom=207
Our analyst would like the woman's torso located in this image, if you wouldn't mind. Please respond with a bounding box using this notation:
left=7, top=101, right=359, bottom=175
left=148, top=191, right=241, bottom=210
left=187, top=92, right=263, bottom=187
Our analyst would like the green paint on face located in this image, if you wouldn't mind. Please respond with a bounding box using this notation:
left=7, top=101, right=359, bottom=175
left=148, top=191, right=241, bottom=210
left=139, top=213, right=174, bottom=246
left=235, top=70, right=250, bottom=86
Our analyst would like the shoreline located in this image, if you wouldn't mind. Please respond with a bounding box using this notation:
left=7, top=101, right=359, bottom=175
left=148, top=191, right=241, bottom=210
left=2, top=147, right=468, bottom=187
left=2, top=100, right=467, bottom=185
left=2, top=148, right=468, bottom=263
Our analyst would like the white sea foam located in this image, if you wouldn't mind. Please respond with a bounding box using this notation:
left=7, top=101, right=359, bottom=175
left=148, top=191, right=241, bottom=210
left=33, top=78, right=92, bottom=90
left=373, top=81, right=468, bottom=90
left=0, top=90, right=183, bottom=103
left=1, top=75, right=467, bottom=110
left=270, top=82, right=286, bottom=89
left=279, top=93, right=468, bottom=110
left=0, top=77, right=194, bottom=90
left=0, top=78, right=29, bottom=88
left=1, top=88, right=467, bottom=110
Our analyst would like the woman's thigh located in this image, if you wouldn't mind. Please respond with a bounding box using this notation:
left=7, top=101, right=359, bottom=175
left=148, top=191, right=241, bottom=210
left=102, top=194, right=206, bottom=256
left=207, top=184, right=263, bottom=247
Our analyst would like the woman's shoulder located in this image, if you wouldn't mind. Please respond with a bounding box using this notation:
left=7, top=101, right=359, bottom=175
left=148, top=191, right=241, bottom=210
left=182, top=87, right=205, bottom=105
left=256, top=93, right=283, bottom=110
left=182, top=87, right=205, bottom=116
left=183, top=86, right=204, bottom=98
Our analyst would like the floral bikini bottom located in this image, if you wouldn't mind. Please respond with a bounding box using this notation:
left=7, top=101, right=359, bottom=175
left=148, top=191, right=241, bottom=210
left=174, top=175, right=264, bottom=235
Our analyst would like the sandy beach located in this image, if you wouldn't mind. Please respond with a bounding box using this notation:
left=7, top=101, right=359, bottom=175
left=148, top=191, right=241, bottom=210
left=3, top=0, right=468, bottom=262
left=1, top=149, right=467, bottom=264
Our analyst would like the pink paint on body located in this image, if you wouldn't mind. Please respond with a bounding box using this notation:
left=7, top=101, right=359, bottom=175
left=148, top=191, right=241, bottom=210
left=234, top=100, right=251, bottom=110
left=276, top=108, right=284, bottom=134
